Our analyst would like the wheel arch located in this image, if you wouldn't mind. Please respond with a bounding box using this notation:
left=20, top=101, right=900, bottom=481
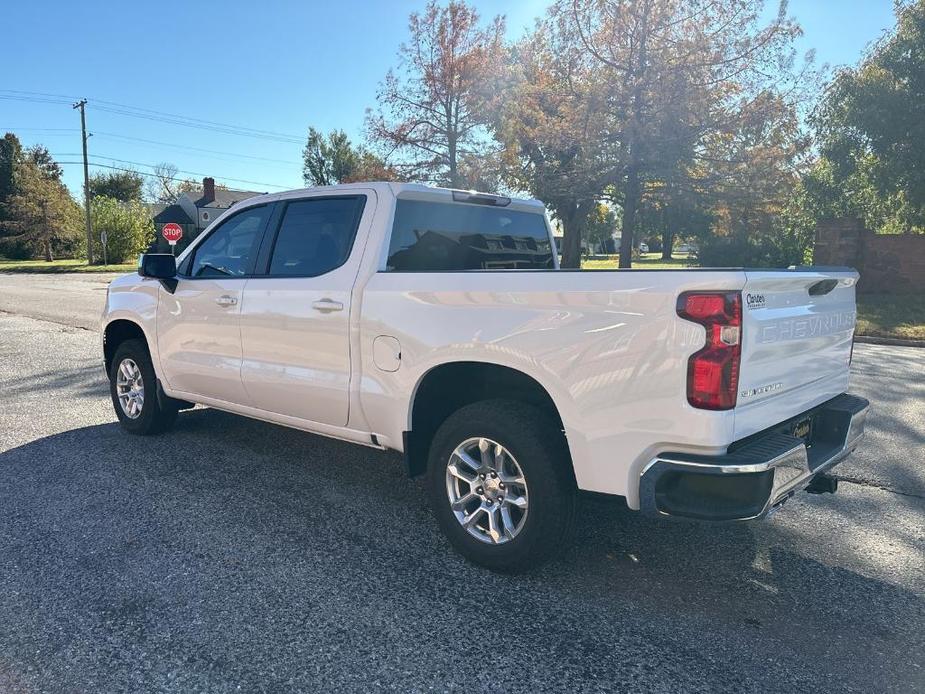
left=403, top=360, right=571, bottom=478
left=103, top=319, right=149, bottom=374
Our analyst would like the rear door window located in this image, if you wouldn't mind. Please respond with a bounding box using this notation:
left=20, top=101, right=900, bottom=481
left=386, top=199, right=553, bottom=271
left=267, top=196, right=366, bottom=277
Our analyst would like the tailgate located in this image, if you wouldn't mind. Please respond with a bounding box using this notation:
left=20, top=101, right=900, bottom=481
left=734, top=268, right=858, bottom=440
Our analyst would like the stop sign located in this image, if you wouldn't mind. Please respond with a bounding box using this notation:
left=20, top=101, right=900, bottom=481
left=162, top=222, right=183, bottom=244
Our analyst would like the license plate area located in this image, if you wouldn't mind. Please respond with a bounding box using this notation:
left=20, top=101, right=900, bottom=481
left=791, top=416, right=814, bottom=445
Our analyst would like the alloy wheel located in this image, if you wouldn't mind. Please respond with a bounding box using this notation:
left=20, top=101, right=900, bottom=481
left=115, top=358, right=144, bottom=419
left=445, top=437, right=529, bottom=545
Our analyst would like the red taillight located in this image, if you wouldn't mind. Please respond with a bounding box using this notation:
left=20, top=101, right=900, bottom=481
left=677, top=291, right=742, bottom=410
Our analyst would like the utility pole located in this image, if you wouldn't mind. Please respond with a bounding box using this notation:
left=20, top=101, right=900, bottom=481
left=72, top=98, right=94, bottom=264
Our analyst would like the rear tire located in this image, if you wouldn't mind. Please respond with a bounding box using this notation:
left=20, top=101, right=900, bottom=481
left=426, top=399, right=576, bottom=572
left=109, top=339, right=177, bottom=435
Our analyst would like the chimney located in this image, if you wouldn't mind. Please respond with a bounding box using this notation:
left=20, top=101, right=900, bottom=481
left=202, top=177, right=216, bottom=203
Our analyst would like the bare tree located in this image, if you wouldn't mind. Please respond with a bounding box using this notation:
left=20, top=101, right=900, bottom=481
left=366, top=1, right=506, bottom=188
left=145, top=162, right=197, bottom=203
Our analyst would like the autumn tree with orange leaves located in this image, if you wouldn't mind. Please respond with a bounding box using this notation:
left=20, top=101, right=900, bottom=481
left=499, top=0, right=812, bottom=267
left=356, top=0, right=815, bottom=268
left=366, top=1, right=506, bottom=188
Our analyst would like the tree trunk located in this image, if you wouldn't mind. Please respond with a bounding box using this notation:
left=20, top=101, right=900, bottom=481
left=618, top=5, right=648, bottom=271
left=448, top=145, right=459, bottom=188
left=447, top=112, right=460, bottom=188
left=619, top=168, right=640, bottom=269
left=560, top=199, right=597, bottom=268
left=560, top=205, right=583, bottom=268
left=44, top=239, right=53, bottom=262
left=661, top=223, right=674, bottom=260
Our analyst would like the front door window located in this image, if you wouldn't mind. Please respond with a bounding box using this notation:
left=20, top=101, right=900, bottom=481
left=188, top=205, right=270, bottom=278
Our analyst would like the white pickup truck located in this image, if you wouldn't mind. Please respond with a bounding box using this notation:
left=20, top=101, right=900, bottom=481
left=102, top=182, right=869, bottom=571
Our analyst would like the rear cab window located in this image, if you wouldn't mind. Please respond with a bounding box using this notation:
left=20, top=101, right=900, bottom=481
left=386, top=198, right=554, bottom=271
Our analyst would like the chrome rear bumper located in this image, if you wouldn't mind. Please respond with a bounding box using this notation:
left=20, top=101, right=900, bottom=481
left=639, top=393, right=870, bottom=521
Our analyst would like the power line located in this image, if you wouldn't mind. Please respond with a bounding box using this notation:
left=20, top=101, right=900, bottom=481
left=3, top=128, right=301, bottom=167
left=1, top=90, right=303, bottom=140
left=4, top=127, right=300, bottom=165
left=0, top=127, right=80, bottom=132
left=55, top=160, right=190, bottom=184
left=92, top=131, right=301, bottom=166
left=55, top=161, right=275, bottom=195
left=55, top=156, right=290, bottom=191
left=88, top=154, right=292, bottom=190
left=91, top=105, right=304, bottom=143
left=92, top=100, right=304, bottom=141
left=0, top=94, right=72, bottom=106
left=0, top=90, right=306, bottom=144
left=0, top=89, right=80, bottom=101
left=4, top=91, right=303, bottom=190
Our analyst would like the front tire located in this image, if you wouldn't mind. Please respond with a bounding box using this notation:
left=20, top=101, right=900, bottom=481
left=109, top=339, right=177, bottom=435
left=426, top=399, right=576, bottom=572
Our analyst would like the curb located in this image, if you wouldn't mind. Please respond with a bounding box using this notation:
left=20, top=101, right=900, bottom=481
left=854, top=335, right=925, bottom=348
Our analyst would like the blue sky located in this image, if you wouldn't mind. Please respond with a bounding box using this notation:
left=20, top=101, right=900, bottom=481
left=1, top=0, right=898, bottom=197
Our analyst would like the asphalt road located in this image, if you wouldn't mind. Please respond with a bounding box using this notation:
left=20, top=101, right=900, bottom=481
left=0, top=272, right=121, bottom=331
left=0, top=273, right=922, bottom=693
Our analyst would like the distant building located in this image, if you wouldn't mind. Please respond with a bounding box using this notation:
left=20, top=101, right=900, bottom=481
left=151, top=177, right=263, bottom=253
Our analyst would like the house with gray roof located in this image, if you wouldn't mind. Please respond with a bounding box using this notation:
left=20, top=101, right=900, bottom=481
left=151, top=177, right=263, bottom=252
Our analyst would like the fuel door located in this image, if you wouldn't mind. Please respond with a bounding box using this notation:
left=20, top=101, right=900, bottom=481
left=373, top=335, right=401, bottom=372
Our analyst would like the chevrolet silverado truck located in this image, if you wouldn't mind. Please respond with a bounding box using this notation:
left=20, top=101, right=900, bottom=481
left=102, top=182, right=869, bottom=571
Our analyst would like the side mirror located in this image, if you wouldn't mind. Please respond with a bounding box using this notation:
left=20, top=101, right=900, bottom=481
left=138, top=253, right=178, bottom=293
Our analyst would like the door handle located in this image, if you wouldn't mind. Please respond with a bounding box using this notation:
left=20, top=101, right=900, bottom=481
left=312, top=298, right=344, bottom=313
left=215, top=295, right=238, bottom=307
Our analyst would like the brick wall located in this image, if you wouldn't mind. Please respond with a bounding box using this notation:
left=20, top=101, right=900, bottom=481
left=814, top=218, right=865, bottom=267
left=859, top=233, right=925, bottom=294
left=814, top=217, right=925, bottom=294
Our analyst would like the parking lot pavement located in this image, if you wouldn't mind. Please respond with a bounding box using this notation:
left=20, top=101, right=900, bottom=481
left=838, top=342, right=925, bottom=497
left=0, top=280, right=923, bottom=693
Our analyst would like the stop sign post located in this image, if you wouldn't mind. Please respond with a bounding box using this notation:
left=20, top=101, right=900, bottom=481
left=162, top=222, right=183, bottom=254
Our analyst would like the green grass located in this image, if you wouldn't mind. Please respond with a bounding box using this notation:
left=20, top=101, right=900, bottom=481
left=581, top=252, right=694, bottom=270
left=856, top=294, right=925, bottom=341
left=0, top=258, right=135, bottom=274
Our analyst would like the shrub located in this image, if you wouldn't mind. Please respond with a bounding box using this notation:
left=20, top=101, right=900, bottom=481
left=88, top=196, right=155, bottom=264
left=695, top=229, right=811, bottom=268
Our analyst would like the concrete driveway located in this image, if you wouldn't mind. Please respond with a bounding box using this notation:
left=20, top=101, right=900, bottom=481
left=0, top=273, right=922, bottom=693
